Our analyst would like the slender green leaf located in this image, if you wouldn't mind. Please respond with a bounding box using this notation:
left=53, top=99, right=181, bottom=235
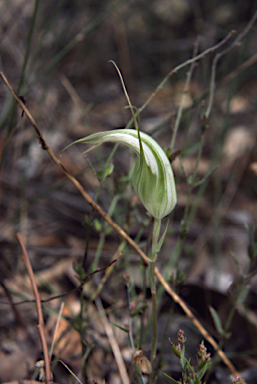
left=163, top=373, right=180, bottom=383
left=209, top=306, right=224, bottom=335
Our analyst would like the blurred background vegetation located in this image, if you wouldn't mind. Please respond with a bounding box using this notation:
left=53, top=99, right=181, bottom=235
left=1, top=1, right=257, bottom=383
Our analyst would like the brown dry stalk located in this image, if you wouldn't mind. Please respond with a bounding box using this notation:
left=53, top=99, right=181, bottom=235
left=16, top=233, right=52, bottom=384
left=95, top=297, right=130, bottom=384
left=1, top=72, right=243, bottom=380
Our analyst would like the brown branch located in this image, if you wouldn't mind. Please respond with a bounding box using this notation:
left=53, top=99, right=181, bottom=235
left=16, top=233, right=52, bottom=384
left=1, top=72, right=243, bottom=380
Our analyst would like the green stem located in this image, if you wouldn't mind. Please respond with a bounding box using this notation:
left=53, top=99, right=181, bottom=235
left=152, top=219, right=161, bottom=257
left=17, top=0, right=40, bottom=93
left=149, top=260, right=157, bottom=362
left=0, top=0, right=40, bottom=169
left=149, top=218, right=161, bottom=380
left=175, top=131, right=205, bottom=276
left=25, top=0, right=126, bottom=93
left=124, top=31, right=235, bottom=131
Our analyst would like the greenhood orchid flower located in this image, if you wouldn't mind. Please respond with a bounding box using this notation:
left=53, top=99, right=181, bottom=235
left=63, top=129, right=177, bottom=220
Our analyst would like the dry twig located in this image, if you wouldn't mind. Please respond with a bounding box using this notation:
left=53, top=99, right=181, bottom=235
left=95, top=297, right=130, bottom=384
left=16, top=233, right=52, bottom=384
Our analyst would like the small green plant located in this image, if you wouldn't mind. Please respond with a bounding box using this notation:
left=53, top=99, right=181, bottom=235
left=62, top=62, right=177, bottom=381
left=166, top=330, right=211, bottom=384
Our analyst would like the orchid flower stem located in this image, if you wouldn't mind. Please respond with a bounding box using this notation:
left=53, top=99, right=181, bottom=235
left=149, top=218, right=161, bottom=379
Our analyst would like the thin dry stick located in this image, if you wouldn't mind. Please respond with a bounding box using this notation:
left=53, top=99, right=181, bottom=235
left=58, top=360, right=83, bottom=384
left=125, top=30, right=236, bottom=130
left=49, top=301, right=64, bottom=361
left=16, top=233, right=52, bottom=384
left=95, top=297, right=130, bottom=384
left=1, top=72, right=242, bottom=379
